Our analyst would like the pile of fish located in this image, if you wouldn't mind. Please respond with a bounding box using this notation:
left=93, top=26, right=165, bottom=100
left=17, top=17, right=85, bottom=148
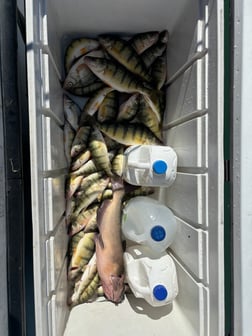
left=63, top=30, right=168, bottom=307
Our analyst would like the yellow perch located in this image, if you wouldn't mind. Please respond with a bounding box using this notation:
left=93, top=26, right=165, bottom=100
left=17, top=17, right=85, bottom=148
left=98, top=122, right=161, bottom=146
left=130, top=31, right=159, bottom=54
left=64, top=121, right=75, bottom=166
left=65, top=38, right=100, bottom=73
left=72, top=176, right=109, bottom=218
left=68, top=230, right=85, bottom=259
left=69, top=204, right=98, bottom=236
left=141, top=41, right=167, bottom=68
left=97, top=91, right=118, bottom=122
left=112, top=147, right=125, bottom=177
left=138, top=95, right=162, bottom=140
left=151, top=51, right=167, bottom=89
left=71, top=253, right=98, bottom=305
left=88, top=127, right=112, bottom=176
left=68, top=232, right=96, bottom=280
left=71, top=149, right=91, bottom=171
left=63, top=56, right=98, bottom=92
left=117, top=93, right=139, bottom=122
left=65, top=175, right=84, bottom=200
left=71, top=126, right=90, bottom=158
left=78, top=172, right=105, bottom=192
left=77, top=272, right=100, bottom=305
left=80, top=87, right=114, bottom=124
left=64, top=95, right=81, bottom=131
left=71, top=81, right=105, bottom=97
left=84, top=57, right=152, bottom=95
left=99, top=35, right=151, bottom=81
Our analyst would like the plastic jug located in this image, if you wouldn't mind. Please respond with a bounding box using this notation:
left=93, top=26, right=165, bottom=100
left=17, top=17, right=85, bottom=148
left=122, top=196, right=177, bottom=253
left=124, top=245, right=178, bottom=307
left=123, top=145, right=177, bottom=187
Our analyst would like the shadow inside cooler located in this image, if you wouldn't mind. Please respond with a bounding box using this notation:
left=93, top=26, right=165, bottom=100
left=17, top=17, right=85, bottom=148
left=26, top=0, right=224, bottom=335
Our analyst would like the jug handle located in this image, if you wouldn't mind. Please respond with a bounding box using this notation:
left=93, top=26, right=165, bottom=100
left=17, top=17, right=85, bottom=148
left=127, top=161, right=150, bottom=169
left=132, top=282, right=150, bottom=297
left=128, top=232, right=147, bottom=244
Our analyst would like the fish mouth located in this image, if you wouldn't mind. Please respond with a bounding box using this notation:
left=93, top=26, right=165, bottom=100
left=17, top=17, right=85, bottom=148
left=102, top=275, right=125, bottom=304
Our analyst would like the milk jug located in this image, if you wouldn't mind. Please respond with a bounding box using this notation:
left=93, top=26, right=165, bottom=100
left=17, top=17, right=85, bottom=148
left=122, top=196, right=177, bottom=253
left=124, top=245, right=178, bottom=307
left=123, top=145, right=177, bottom=187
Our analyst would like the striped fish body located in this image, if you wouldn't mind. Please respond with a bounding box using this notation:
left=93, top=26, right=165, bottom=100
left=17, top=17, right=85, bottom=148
left=88, top=128, right=112, bottom=176
left=112, top=147, right=125, bottom=177
left=64, top=121, right=75, bottom=166
left=65, top=175, right=84, bottom=200
left=71, top=151, right=115, bottom=177
left=71, top=149, right=91, bottom=171
left=80, top=87, right=114, bottom=124
left=78, top=272, right=100, bottom=304
left=73, top=177, right=109, bottom=218
left=64, top=56, right=98, bottom=91
left=141, top=42, right=167, bottom=68
left=97, top=91, right=118, bottom=122
left=64, top=95, right=80, bottom=131
left=68, top=231, right=85, bottom=258
left=98, top=188, right=113, bottom=202
left=138, top=95, right=162, bottom=140
left=70, top=158, right=99, bottom=177
left=79, top=171, right=105, bottom=192
left=117, top=94, right=139, bottom=122
left=151, top=51, right=167, bottom=89
left=70, top=81, right=105, bottom=97
left=69, top=204, right=98, bottom=236
left=65, top=38, right=100, bottom=73
left=69, top=232, right=96, bottom=277
left=122, top=186, right=155, bottom=203
left=71, top=253, right=98, bottom=305
left=84, top=57, right=151, bottom=96
left=130, top=31, right=159, bottom=54
left=71, top=126, right=90, bottom=158
left=98, top=122, right=161, bottom=146
left=99, top=36, right=151, bottom=81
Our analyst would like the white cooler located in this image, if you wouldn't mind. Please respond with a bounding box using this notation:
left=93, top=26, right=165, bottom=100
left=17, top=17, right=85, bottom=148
left=25, top=0, right=224, bottom=335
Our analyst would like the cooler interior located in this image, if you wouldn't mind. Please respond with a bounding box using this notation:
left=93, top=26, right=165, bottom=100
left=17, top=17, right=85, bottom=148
left=25, top=0, right=224, bottom=335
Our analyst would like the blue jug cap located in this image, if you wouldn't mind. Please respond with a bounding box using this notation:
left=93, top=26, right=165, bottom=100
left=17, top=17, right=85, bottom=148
left=152, top=160, right=167, bottom=174
left=151, top=225, right=166, bottom=241
left=153, top=285, right=168, bottom=301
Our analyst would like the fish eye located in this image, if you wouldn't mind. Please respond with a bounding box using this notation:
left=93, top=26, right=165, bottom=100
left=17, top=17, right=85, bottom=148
left=67, top=81, right=73, bottom=88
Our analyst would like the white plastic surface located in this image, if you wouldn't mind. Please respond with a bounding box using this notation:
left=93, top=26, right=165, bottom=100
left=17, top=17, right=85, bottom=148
left=124, top=245, right=179, bottom=307
left=43, top=176, right=66, bottom=233
left=122, top=196, right=177, bottom=253
left=123, top=145, right=177, bottom=187
left=166, top=173, right=208, bottom=226
left=233, top=1, right=252, bottom=335
left=170, top=218, right=209, bottom=282
left=166, top=115, right=208, bottom=168
left=25, top=0, right=224, bottom=335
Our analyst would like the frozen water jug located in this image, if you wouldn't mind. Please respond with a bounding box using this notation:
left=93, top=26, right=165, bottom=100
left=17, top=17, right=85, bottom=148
left=122, top=196, right=177, bottom=253
left=123, top=145, right=177, bottom=187
left=124, top=245, right=178, bottom=307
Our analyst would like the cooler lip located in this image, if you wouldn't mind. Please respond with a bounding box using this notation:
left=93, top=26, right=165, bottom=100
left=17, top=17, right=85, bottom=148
left=232, top=0, right=252, bottom=335
left=25, top=0, right=226, bottom=335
